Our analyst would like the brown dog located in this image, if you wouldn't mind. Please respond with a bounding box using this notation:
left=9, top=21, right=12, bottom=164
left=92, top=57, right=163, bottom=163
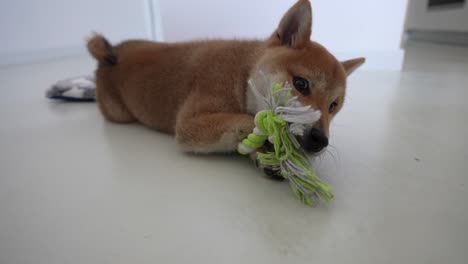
left=87, top=0, right=364, bottom=171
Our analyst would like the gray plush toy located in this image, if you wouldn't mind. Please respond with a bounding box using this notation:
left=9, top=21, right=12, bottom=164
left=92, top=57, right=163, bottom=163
left=46, top=75, right=96, bottom=101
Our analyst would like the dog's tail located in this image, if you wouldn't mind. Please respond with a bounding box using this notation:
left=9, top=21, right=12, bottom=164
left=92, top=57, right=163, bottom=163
left=87, top=33, right=117, bottom=66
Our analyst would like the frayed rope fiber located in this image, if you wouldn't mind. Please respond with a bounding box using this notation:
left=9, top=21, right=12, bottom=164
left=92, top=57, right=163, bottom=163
left=238, top=83, right=333, bottom=207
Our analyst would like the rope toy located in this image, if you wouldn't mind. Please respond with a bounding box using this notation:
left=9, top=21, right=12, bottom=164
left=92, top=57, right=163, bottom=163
left=238, top=82, right=334, bottom=207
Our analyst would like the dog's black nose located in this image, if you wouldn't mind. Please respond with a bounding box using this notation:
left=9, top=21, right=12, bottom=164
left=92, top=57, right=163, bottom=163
left=302, top=128, right=329, bottom=153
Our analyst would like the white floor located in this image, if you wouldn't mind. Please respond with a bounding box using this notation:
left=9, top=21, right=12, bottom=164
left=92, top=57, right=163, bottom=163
left=1, top=42, right=468, bottom=264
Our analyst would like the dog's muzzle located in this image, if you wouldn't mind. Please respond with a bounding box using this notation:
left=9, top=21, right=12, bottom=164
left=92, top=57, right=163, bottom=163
left=299, top=128, right=329, bottom=153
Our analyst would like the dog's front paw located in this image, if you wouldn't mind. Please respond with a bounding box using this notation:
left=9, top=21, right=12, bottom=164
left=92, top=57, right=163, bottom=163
left=250, top=141, right=284, bottom=181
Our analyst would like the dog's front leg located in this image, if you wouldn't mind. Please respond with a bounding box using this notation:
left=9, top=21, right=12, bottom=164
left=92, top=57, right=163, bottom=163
left=175, top=110, right=284, bottom=179
left=175, top=112, right=255, bottom=154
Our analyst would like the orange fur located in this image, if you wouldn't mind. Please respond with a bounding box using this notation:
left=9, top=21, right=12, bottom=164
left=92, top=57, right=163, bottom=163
left=88, top=0, right=365, bottom=154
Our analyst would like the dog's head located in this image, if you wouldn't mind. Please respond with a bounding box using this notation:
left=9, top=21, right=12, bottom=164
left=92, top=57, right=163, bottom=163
left=250, top=0, right=365, bottom=154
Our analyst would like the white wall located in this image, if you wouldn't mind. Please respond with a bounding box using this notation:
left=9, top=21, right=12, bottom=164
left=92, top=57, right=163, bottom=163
left=159, top=0, right=408, bottom=52
left=405, top=0, right=468, bottom=32
left=0, top=0, right=408, bottom=70
left=158, top=1, right=295, bottom=41
left=312, top=0, right=407, bottom=53
left=0, top=0, right=152, bottom=65
left=158, top=0, right=408, bottom=70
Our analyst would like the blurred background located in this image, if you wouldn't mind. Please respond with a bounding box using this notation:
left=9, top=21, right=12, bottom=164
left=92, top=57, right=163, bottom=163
left=0, top=0, right=462, bottom=70
left=1, top=0, right=467, bottom=69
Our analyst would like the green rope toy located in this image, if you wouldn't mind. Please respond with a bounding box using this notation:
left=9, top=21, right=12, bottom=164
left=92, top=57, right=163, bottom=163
left=237, top=82, right=334, bottom=207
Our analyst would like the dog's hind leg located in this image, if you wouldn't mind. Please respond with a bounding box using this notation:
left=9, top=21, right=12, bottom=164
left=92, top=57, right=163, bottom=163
left=88, top=34, right=135, bottom=123
left=95, top=74, right=135, bottom=123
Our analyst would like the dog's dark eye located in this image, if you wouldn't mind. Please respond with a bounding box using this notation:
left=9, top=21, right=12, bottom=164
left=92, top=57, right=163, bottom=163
left=292, top=77, right=310, bottom=96
left=329, top=101, right=338, bottom=113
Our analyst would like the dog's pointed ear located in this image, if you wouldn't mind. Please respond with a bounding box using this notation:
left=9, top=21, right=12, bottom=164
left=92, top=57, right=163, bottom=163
left=273, top=0, right=312, bottom=49
left=342, top=58, right=366, bottom=76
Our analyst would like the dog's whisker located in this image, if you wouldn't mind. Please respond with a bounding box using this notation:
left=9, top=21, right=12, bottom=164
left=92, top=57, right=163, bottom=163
left=325, top=149, right=337, bottom=166
left=324, top=144, right=342, bottom=173
left=328, top=144, right=342, bottom=164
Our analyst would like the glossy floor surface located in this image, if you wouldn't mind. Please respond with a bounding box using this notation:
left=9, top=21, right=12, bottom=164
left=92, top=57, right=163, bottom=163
left=1, top=42, right=468, bottom=263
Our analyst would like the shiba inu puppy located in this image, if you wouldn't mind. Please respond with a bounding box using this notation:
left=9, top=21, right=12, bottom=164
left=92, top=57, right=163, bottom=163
left=87, top=0, right=365, bottom=176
